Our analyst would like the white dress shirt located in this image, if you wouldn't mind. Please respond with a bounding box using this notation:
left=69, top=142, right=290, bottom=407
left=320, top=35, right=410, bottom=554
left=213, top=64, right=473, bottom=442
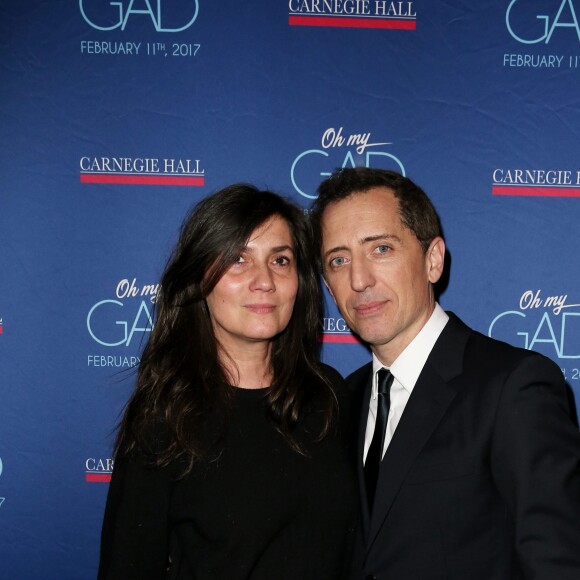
left=363, top=304, right=449, bottom=463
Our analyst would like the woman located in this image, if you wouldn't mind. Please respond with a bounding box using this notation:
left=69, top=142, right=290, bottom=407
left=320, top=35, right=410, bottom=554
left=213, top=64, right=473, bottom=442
left=98, top=184, right=357, bottom=579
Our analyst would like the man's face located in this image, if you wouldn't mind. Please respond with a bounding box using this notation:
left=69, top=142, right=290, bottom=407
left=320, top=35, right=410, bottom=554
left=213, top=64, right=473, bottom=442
left=320, top=187, right=444, bottom=365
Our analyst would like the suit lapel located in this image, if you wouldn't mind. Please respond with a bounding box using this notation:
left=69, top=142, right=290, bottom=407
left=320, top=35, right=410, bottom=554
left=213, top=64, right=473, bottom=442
left=367, top=364, right=457, bottom=545
left=366, top=313, right=470, bottom=547
left=347, top=363, right=374, bottom=534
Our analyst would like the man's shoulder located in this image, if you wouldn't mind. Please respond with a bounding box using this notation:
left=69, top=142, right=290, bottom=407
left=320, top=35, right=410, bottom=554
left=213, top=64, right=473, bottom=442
left=318, top=361, right=345, bottom=385
left=345, top=361, right=373, bottom=388
left=445, top=311, right=561, bottom=374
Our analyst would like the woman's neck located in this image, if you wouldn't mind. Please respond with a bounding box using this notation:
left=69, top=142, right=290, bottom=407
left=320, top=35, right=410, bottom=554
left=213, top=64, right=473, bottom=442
left=219, top=343, right=273, bottom=389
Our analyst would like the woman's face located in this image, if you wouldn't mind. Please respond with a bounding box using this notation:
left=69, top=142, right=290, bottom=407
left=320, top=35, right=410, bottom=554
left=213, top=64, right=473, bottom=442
left=205, top=215, right=299, bottom=353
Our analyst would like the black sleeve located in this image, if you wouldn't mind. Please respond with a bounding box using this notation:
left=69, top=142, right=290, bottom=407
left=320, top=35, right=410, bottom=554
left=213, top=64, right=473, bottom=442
left=491, top=353, right=580, bottom=578
left=98, top=444, right=173, bottom=579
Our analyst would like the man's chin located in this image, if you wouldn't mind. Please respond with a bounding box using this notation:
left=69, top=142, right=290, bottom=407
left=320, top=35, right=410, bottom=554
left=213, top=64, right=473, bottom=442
left=354, top=328, right=390, bottom=347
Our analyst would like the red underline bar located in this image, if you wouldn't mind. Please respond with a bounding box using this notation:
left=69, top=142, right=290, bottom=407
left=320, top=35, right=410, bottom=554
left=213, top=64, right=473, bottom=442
left=86, top=473, right=112, bottom=482
left=81, top=174, right=204, bottom=186
left=320, top=333, right=361, bottom=344
left=288, top=15, right=416, bottom=29
left=492, top=185, right=580, bottom=198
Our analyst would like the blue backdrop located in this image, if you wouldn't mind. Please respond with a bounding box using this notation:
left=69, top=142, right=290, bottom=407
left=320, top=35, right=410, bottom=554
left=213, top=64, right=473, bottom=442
left=2, top=1, right=580, bottom=577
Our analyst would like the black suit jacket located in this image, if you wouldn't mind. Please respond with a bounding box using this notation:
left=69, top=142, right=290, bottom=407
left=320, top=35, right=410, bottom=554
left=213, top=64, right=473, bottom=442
left=348, top=313, right=580, bottom=580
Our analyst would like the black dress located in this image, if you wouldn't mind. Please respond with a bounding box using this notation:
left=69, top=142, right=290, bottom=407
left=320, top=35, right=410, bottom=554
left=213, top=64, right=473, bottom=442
left=98, top=367, right=357, bottom=579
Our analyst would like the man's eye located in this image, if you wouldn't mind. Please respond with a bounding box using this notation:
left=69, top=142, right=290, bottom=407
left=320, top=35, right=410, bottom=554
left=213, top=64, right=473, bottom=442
left=376, top=245, right=390, bottom=254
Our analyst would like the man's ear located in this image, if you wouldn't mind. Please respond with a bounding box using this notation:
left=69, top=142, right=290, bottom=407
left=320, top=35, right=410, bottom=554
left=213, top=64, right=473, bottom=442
left=322, top=276, right=337, bottom=304
left=426, top=237, right=445, bottom=284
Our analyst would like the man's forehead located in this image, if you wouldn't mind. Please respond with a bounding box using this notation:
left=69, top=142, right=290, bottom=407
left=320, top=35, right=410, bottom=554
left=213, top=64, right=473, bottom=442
left=321, top=188, right=401, bottom=230
left=334, top=185, right=395, bottom=202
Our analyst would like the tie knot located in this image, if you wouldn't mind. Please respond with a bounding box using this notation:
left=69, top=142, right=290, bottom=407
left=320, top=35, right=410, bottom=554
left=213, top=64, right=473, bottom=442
left=377, top=368, right=394, bottom=396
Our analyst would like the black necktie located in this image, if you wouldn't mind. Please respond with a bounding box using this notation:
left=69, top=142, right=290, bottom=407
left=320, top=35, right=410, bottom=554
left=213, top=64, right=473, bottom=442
left=364, top=368, right=394, bottom=511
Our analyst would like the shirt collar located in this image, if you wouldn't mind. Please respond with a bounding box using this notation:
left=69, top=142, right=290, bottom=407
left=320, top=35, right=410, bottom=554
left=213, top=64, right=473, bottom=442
left=372, top=303, right=449, bottom=396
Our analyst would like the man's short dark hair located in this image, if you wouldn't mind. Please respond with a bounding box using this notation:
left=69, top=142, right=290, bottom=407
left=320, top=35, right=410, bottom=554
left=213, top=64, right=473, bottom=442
left=310, top=167, right=443, bottom=260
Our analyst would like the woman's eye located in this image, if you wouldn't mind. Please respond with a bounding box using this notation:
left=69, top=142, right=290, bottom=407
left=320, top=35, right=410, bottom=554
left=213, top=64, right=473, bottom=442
left=273, top=256, right=290, bottom=266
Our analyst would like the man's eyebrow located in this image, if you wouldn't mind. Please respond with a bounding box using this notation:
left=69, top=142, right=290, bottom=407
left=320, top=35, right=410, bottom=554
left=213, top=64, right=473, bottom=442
left=360, top=233, right=401, bottom=244
left=324, top=234, right=401, bottom=258
left=323, top=245, right=349, bottom=261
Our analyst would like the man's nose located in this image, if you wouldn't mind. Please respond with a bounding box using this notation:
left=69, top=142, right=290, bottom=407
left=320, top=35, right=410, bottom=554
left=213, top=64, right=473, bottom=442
left=350, top=259, right=374, bottom=292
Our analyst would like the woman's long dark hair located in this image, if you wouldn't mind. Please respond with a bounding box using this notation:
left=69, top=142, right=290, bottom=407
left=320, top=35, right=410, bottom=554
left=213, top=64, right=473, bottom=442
left=115, top=184, right=336, bottom=472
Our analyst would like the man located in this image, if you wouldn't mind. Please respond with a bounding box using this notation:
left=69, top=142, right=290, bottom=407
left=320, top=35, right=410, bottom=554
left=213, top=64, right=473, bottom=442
left=310, top=167, right=580, bottom=580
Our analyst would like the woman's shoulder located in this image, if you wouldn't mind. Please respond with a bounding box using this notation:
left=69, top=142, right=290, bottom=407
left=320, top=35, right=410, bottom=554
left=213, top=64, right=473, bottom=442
left=115, top=416, right=171, bottom=464
left=140, top=418, right=172, bottom=453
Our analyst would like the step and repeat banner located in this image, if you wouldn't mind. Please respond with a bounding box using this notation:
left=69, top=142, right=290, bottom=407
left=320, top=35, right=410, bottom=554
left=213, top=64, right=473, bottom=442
left=2, top=1, right=580, bottom=577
